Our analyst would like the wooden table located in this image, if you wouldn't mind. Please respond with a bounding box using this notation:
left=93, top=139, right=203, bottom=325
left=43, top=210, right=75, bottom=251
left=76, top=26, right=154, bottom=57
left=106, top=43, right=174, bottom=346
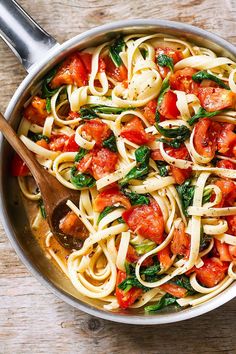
left=0, top=1, right=236, bottom=353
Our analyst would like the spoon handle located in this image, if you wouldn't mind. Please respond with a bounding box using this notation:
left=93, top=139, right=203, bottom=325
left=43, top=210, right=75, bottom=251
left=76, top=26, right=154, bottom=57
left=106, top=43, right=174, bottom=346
left=0, top=112, right=46, bottom=182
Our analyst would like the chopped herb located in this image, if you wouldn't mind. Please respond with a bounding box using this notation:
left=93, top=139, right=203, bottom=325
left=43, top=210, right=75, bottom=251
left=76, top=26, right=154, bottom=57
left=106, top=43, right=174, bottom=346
left=46, top=97, right=51, bottom=113
left=145, top=293, right=178, bottom=312
left=155, top=160, right=168, bottom=177
left=122, top=189, right=150, bottom=206
left=192, top=70, right=230, bottom=89
left=70, top=166, right=95, bottom=189
left=97, top=206, right=117, bottom=224
left=157, top=54, right=174, bottom=72
left=28, top=132, right=50, bottom=143
left=109, top=37, right=125, bottom=67
left=176, top=179, right=195, bottom=216
left=41, top=66, right=59, bottom=98
left=202, top=188, right=212, bottom=204
left=102, top=132, right=117, bottom=152
left=187, top=107, right=223, bottom=126
left=140, top=48, right=148, bottom=59
left=157, top=77, right=170, bottom=106
left=38, top=199, right=46, bottom=219
left=120, top=146, right=150, bottom=186
left=75, top=148, right=88, bottom=162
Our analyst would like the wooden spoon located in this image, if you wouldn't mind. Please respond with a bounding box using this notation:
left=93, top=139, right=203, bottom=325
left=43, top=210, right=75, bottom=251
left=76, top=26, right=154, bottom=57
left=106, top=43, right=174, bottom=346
left=0, top=112, right=89, bottom=249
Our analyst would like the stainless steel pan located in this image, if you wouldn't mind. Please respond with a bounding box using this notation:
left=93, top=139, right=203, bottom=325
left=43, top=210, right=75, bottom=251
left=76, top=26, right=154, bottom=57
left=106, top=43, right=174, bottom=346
left=0, top=0, right=235, bottom=325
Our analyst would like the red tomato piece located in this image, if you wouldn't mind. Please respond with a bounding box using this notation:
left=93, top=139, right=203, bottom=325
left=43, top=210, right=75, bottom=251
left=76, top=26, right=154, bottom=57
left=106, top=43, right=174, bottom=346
left=170, top=166, right=192, bottom=185
left=217, top=127, right=236, bottom=155
left=143, top=99, right=157, bottom=125
left=216, top=160, right=236, bottom=170
left=48, top=135, right=68, bottom=151
left=151, top=149, right=164, bottom=161
left=195, top=257, right=228, bottom=288
left=81, top=119, right=111, bottom=147
left=170, top=221, right=190, bottom=257
left=158, top=91, right=180, bottom=119
left=120, top=117, right=154, bottom=145
left=169, top=67, right=200, bottom=95
left=157, top=245, right=172, bottom=269
left=36, top=139, right=49, bottom=149
left=122, top=201, right=164, bottom=244
left=214, top=179, right=236, bottom=207
left=59, top=211, right=87, bottom=240
left=215, top=239, right=232, bottom=262
left=11, top=153, right=29, bottom=177
left=229, top=245, right=236, bottom=260
left=156, top=47, right=183, bottom=78
left=63, top=134, right=79, bottom=152
left=165, top=144, right=190, bottom=160
left=79, top=52, right=92, bottom=72
left=103, top=55, right=128, bottom=82
left=160, top=283, right=187, bottom=298
left=193, top=118, right=221, bottom=159
left=116, top=270, right=142, bottom=309
left=94, top=185, right=131, bottom=212
left=23, top=96, right=47, bottom=126
left=198, top=87, right=236, bottom=112
left=51, top=53, right=88, bottom=88
left=226, top=215, right=236, bottom=236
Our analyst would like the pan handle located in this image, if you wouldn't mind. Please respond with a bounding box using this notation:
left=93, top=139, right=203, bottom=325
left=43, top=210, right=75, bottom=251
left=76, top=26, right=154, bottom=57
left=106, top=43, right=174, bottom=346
left=0, top=0, right=59, bottom=72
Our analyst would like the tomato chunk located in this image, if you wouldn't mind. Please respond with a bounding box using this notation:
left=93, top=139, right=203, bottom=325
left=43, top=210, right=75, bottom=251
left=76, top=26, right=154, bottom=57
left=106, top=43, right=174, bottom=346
left=122, top=200, right=164, bottom=244
left=170, top=166, right=192, bottom=185
left=214, top=179, right=236, bottom=207
left=157, top=245, right=172, bottom=269
left=160, top=283, right=187, bottom=298
left=195, top=258, right=228, bottom=288
left=226, top=215, right=236, bottom=236
left=143, top=99, right=157, bottom=125
left=51, top=53, right=88, bottom=88
left=103, top=55, right=128, bottom=82
left=11, top=153, right=29, bottom=176
left=193, top=118, right=221, bottom=159
left=215, top=239, right=232, bottom=262
left=94, top=185, right=131, bottom=212
left=23, top=96, right=47, bottom=126
left=158, top=91, right=180, bottom=119
left=166, top=145, right=190, bottom=160
left=170, top=221, right=190, bottom=257
left=120, top=117, right=154, bottom=145
left=36, top=139, right=49, bottom=149
left=49, top=134, right=78, bottom=152
left=216, top=160, right=236, bottom=170
left=59, top=211, right=88, bottom=240
left=116, top=270, right=142, bottom=309
left=81, top=119, right=111, bottom=147
left=156, top=47, right=183, bottom=78
left=217, top=126, right=236, bottom=155
left=198, top=87, right=236, bottom=112
left=169, top=67, right=199, bottom=95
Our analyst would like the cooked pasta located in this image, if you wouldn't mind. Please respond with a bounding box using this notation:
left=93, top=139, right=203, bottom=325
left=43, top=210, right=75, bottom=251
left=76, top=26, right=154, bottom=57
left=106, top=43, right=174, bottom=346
left=12, top=33, right=236, bottom=313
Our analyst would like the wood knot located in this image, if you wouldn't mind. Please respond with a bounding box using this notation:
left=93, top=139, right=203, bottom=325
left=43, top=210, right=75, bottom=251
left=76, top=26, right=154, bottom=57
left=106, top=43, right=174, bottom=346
left=87, top=317, right=102, bottom=332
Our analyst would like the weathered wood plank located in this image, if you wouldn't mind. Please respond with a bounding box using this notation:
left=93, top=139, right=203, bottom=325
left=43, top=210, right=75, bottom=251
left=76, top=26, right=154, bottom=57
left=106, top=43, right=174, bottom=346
left=0, top=1, right=236, bottom=353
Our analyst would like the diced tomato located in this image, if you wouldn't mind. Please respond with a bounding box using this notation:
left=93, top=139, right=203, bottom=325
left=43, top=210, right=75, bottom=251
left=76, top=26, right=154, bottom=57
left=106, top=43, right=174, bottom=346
left=229, top=245, right=236, bottom=260
left=193, top=118, right=221, bottom=159
left=51, top=53, right=88, bottom=88
left=120, top=117, right=154, bottom=145
left=68, top=111, right=80, bottom=120
left=170, top=221, right=190, bottom=257
left=170, top=166, right=192, bottom=185
left=151, top=149, right=164, bottom=161
left=198, top=87, right=236, bottom=112
left=11, top=153, right=30, bottom=177
left=116, top=270, right=142, bottom=309
left=79, top=52, right=92, bottom=72
left=49, top=134, right=78, bottom=152
left=23, top=96, right=47, bottom=126
left=214, top=179, right=236, bottom=207
left=169, top=67, right=200, bottom=95
left=166, top=144, right=190, bottom=160
left=157, top=245, right=172, bottom=269
left=215, top=239, right=232, bottom=262
left=122, top=201, right=164, bottom=244
left=143, top=99, right=157, bottom=125
left=160, top=283, right=187, bottom=298
left=217, top=126, right=236, bottom=155
left=81, top=119, right=111, bottom=147
left=226, top=215, right=236, bottom=236
left=59, top=211, right=87, bottom=240
left=103, top=55, right=128, bottom=82
left=36, top=139, right=49, bottom=149
left=63, top=134, right=79, bottom=152
left=94, top=185, right=131, bottom=212
left=195, top=257, right=228, bottom=288
left=216, top=160, right=236, bottom=169
left=116, top=238, right=153, bottom=266
left=156, top=47, right=183, bottom=78
left=158, top=91, right=180, bottom=119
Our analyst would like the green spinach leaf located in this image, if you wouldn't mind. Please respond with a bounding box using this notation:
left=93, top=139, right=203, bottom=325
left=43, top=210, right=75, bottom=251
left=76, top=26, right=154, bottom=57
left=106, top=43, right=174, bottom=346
left=75, top=148, right=88, bottom=162
left=41, top=66, right=59, bottom=98
left=97, top=206, right=117, bottom=224
left=192, top=70, right=230, bottom=89
left=187, top=107, right=223, bottom=126
left=70, top=166, right=95, bottom=189
left=157, top=54, right=174, bottom=72
left=38, top=199, right=46, bottom=219
left=155, top=161, right=169, bottom=177
left=176, top=179, right=195, bottom=216
left=102, top=132, right=117, bottom=152
left=145, top=293, right=178, bottom=312
left=109, top=37, right=125, bottom=67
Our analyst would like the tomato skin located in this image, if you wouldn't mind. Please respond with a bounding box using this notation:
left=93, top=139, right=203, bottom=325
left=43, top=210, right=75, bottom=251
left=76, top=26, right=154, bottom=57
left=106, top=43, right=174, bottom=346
left=217, top=128, right=236, bottom=155
left=166, top=145, right=190, bottom=160
left=226, top=215, right=236, bottom=236
left=81, top=119, right=111, bottom=147
left=120, top=117, right=154, bottom=145
left=23, top=96, right=47, bottom=126
left=79, top=52, right=92, bottom=72
left=169, top=67, right=200, bottom=94
left=143, top=99, right=157, bottom=125
left=103, top=56, right=128, bottom=82
left=215, top=239, right=232, bottom=262
left=151, top=149, right=164, bottom=161
left=170, top=166, right=192, bottom=185
left=11, top=154, right=29, bottom=177
left=122, top=201, right=164, bottom=244
left=63, top=134, right=79, bottom=152
left=51, top=53, right=88, bottom=88
left=160, top=283, right=187, bottom=298
left=94, top=185, right=131, bottom=212
left=198, top=87, right=236, bottom=112
left=157, top=245, right=172, bottom=269
left=48, top=134, right=78, bottom=152
left=156, top=47, right=183, bottom=78
left=195, top=257, right=228, bottom=288
left=116, top=270, right=142, bottom=309
left=170, top=221, right=190, bottom=257
left=216, top=160, right=236, bottom=170
left=36, top=139, right=49, bottom=149
left=229, top=245, right=236, bottom=260
left=158, top=91, right=180, bottom=119
left=193, top=118, right=221, bottom=159
left=214, top=179, right=236, bottom=207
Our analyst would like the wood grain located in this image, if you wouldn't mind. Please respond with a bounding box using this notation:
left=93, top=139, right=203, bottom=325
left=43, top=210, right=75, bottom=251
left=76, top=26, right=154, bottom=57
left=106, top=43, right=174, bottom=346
left=1, top=1, right=236, bottom=353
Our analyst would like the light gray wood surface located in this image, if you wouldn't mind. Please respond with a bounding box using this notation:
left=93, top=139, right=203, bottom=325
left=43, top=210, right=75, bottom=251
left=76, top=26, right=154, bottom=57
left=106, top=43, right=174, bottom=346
left=0, top=1, right=236, bottom=353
